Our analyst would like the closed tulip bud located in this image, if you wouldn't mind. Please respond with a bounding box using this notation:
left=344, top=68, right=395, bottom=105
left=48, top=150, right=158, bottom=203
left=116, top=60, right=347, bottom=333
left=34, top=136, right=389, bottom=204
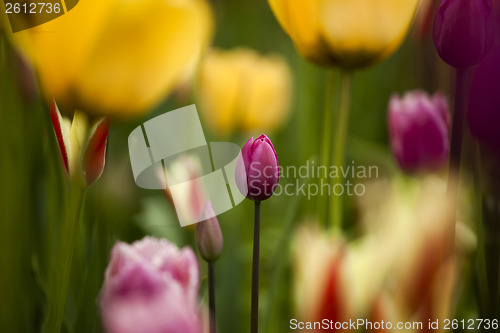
left=195, top=202, right=223, bottom=263
left=433, top=0, right=496, bottom=68
left=236, top=134, right=279, bottom=202
left=388, top=91, right=450, bottom=172
left=467, top=47, right=500, bottom=152
left=268, top=0, right=419, bottom=68
left=6, top=0, right=212, bottom=117
left=50, top=99, right=109, bottom=187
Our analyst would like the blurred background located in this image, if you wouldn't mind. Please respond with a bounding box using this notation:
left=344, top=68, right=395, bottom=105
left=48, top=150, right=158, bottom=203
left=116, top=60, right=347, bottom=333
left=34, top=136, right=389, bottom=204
left=1, top=0, right=494, bottom=332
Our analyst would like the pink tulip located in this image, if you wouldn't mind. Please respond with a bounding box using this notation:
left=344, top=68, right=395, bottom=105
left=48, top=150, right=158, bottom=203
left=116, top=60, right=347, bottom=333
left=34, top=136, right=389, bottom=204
left=236, top=134, right=279, bottom=201
left=388, top=91, right=450, bottom=172
left=99, top=237, right=202, bottom=333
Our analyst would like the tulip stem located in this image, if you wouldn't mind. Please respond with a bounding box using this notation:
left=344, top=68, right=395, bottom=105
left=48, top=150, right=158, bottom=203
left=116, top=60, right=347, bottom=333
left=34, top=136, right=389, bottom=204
left=318, top=70, right=336, bottom=225
left=251, top=201, right=261, bottom=333
left=330, top=71, right=353, bottom=230
left=447, top=68, right=467, bottom=197
left=447, top=68, right=468, bottom=250
left=208, top=262, right=217, bottom=333
left=45, top=185, right=86, bottom=333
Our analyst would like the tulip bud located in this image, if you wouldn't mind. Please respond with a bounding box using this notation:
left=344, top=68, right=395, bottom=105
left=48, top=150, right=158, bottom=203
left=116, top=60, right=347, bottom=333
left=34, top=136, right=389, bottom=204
left=195, top=202, right=223, bottom=262
left=433, top=0, right=496, bottom=68
left=388, top=91, right=450, bottom=172
left=467, top=47, right=500, bottom=152
left=50, top=99, right=109, bottom=186
left=236, top=134, right=279, bottom=202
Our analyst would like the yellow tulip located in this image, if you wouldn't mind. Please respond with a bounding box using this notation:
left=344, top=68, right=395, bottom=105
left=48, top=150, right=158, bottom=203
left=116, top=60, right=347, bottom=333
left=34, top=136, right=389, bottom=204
left=197, top=48, right=292, bottom=135
left=268, top=0, right=420, bottom=68
left=5, top=0, right=212, bottom=117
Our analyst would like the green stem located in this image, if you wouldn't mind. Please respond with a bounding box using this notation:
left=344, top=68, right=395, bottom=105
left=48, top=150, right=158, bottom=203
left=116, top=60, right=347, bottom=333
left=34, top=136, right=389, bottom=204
left=208, top=262, right=216, bottom=333
left=44, top=185, right=86, bottom=333
left=447, top=69, right=467, bottom=202
left=318, top=70, right=336, bottom=226
left=330, top=71, right=353, bottom=230
left=250, top=201, right=261, bottom=333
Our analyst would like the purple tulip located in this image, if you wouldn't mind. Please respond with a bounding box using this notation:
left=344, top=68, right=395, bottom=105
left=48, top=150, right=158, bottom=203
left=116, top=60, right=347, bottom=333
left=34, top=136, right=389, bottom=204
left=467, top=47, right=500, bottom=153
left=236, top=134, right=279, bottom=202
left=196, top=202, right=223, bottom=262
left=388, top=91, right=450, bottom=172
left=433, top=0, right=496, bottom=68
left=99, top=237, right=202, bottom=333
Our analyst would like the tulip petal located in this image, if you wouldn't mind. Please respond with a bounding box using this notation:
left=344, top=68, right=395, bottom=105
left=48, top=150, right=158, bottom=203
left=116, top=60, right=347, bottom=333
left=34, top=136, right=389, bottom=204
left=199, top=49, right=247, bottom=134
left=434, top=0, right=495, bottom=68
left=247, top=137, right=279, bottom=201
left=318, top=0, right=419, bottom=68
left=242, top=56, right=292, bottom=132
left=10, top=0, right=213, bottom=117
left=82, top=118, right=109, bottom=186
left=49, top=99, right=70, bottom=173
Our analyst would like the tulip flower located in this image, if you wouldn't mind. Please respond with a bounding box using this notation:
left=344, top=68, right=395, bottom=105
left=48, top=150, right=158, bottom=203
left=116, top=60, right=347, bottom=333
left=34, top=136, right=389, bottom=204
left=46, top=99, right=110, bottom=332
left=50, top=99, right=109, bottom=187
left=198, top=48, right=292, bottom=135
left=100, top=237, right=202, bottom=333
left=358, top=177, right=458, bottom=325
left=196, top=202, right=223, bottom=263
left=293, top=177, right=460, bottom=330
left=293, top=226, right=349, bottom=325
left=235, top=134, right=279, bottom=333
left=388, top=91, right=450, bottom=172
left=267, top=0, right=419, bottom=68
left=433, top=0, right=496, bottom=209
left=268, top=0, right=419, bottom=229
left=7, top=0, right=212, bottom=117
left=433, top=0, right=495, bottom=69
left=236, top=134, right=279, bottom=202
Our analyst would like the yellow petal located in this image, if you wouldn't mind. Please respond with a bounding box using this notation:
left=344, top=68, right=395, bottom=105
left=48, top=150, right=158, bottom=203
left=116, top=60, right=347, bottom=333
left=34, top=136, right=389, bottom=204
left=77, top=0, right=213, bottom=116
left=10, top=0, right=114, bottom=102
left=269, top=0, right=332, bottom=65
left=69, top=110, right=88, bottom=175
left=198, top=49, right=243, bottom=134
left=319, top=0, right=420, bottom=68
left=242, top=55, right=292, bottom=132
left=9, top=0, right=213, bottom=117
left=198, top=48, right=292, bottom=135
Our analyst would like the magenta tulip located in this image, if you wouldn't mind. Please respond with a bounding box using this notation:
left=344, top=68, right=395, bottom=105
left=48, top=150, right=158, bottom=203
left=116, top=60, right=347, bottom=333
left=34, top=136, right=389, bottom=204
left=433, top=0, right=496, bottom=68
left=236, top=134, right=279, bottom=202
left=99, top=237, right=202, bottom=333
left=388, top=91, right=450, bottom=172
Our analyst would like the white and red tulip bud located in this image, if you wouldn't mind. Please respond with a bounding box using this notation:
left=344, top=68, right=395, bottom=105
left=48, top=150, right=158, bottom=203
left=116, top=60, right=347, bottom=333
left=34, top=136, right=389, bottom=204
left=50, top=99, right=109, bottom=187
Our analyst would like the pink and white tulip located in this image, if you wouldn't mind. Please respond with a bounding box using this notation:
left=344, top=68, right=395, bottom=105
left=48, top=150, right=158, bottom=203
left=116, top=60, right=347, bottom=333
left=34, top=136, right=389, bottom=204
left=99, top=237, right=202, bottom=333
